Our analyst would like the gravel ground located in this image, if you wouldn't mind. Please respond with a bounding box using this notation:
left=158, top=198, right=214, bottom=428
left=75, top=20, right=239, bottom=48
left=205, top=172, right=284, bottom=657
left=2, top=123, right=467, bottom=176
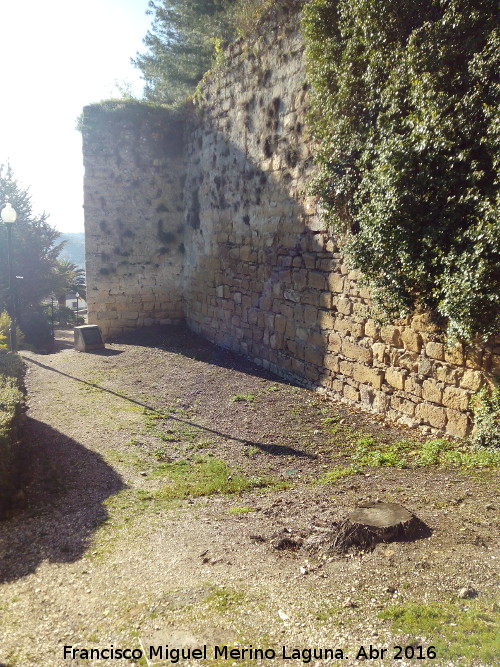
left=0, top=325, right=498, bottom=667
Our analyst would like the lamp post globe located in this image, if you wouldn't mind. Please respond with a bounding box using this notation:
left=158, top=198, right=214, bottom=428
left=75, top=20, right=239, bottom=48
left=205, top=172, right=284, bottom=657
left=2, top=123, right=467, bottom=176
left=1, top=203, right=17, bottom=224
left=1, top=202, right=18, bottom=352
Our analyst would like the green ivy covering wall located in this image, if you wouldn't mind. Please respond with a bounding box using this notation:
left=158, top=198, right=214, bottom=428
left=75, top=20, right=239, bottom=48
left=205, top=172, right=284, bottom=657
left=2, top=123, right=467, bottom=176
left=302, top=0, right=499, bottom=342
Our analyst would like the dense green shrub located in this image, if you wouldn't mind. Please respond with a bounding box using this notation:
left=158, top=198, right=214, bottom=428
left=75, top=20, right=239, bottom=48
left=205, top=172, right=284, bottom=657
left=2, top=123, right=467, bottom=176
left=0, top=312, right=9, bottom=350
left=0, top=311, right=24, bottom=351
left=18, top=308, right=52, bottom=350
left=0, top=350, right=24, bottom=517
left=303, top=0, right=499, bottom=341
left=470, top=383, right=500, bottom=448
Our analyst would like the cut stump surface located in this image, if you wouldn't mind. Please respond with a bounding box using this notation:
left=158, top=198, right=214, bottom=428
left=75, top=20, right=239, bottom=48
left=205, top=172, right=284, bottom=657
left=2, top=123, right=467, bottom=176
left=349, top=502, right=413, bottom=528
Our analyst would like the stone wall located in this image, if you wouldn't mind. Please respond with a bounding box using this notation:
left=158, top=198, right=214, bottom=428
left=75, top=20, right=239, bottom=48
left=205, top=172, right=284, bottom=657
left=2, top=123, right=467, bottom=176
left=82, top=103, right=185, bottom=337
left=82, top=14, right=498, bottom=437
left=182, top=15, right=500, bottom=438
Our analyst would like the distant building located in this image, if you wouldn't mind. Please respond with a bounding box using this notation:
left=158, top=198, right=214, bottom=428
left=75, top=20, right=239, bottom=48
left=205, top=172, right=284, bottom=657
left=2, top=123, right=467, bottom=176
left=66, top=293, right=87, bottom=313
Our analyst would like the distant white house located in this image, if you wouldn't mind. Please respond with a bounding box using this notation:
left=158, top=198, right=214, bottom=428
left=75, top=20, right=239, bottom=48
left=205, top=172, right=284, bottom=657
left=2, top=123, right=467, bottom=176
left=66, top=292, right=87, bottom=313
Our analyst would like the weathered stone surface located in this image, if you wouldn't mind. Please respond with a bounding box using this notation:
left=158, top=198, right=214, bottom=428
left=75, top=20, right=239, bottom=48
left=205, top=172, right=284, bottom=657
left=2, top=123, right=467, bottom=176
left=425, top=341, right=445, bottom=361
left=442, top=386, right=470, bottom=412
left=416, top=403, right=447, bottom=429
left=341, top=340, right=373, bottom=364
left=352, top=364, right=384, bottom=390
left=401, top=328, right=422, bottom=353
left=385, top=368, right=406, bottom=391
left=444, top=343, right=465, bottom=366
left=343, top=384, right=360, bottom=402
left=445, top=409, right=470, bottom=438
left=404, top=376, right=422, bottom=398
left=422, top=379, right=443, bottom=404
left=372, top=343, right=387, bottom=363
left=83, top=105, right=185, bottom=337
left=381, top=326, right=403, bottom=347
left=390, top=395, right=416, bottom=417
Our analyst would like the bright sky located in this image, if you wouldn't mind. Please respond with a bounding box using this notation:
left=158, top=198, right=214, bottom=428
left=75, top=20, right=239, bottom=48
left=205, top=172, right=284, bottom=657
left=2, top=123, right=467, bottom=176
left=0, top=0, right=152, bottom=233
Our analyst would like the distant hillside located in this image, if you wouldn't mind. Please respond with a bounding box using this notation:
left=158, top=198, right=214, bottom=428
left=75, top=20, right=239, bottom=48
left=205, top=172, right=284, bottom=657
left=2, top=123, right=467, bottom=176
left=58, top=232, right=85, bottom=269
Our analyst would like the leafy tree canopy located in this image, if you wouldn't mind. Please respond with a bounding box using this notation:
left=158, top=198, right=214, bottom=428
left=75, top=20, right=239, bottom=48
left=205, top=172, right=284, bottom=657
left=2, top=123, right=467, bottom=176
left=53, top=259, right=86, bottom=303
left=0, top=164, right=64, bottom=344
left=303, top=0, right=499, bottom=342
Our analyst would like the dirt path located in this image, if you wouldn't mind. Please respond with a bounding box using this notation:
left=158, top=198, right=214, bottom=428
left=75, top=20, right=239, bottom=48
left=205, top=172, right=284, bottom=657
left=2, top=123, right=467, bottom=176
left=0, top=326, right=498, bottom=667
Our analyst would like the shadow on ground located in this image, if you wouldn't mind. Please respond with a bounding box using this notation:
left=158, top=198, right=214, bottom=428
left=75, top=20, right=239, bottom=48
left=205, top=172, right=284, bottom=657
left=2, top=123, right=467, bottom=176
left=112, top=324, right=285, bottom=378
left=0, top=418, right=124, bottom=583
left=23, top=355, right=317, bottom=461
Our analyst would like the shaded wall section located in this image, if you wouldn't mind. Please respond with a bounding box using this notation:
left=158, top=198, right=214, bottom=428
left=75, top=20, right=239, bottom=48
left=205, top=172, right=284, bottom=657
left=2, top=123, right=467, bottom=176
left=82, top=103, right=185, bottom=337
left=181, top=14, right=498, bottom=439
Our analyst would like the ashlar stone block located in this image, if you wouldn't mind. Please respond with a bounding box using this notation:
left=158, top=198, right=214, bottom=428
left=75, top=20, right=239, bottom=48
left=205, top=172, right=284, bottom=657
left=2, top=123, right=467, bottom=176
left=422, top=379, right=443, bottom=404
left=416, top=403, right=447, bottom=429
left=385, top=368, right=406, bottom=390
left=442, top=386, right=470, bottom=412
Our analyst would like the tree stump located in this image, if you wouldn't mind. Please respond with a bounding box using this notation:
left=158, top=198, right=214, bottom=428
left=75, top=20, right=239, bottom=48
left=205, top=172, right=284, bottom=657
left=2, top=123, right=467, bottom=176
left=331, top=502, right=428, bottom=553
left=304, top=502, right=430, bottom=555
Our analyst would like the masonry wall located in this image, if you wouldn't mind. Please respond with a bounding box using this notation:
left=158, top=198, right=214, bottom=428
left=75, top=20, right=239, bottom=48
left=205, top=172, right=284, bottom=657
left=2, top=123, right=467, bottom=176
left=83, top=14, right=498, bottom=437
left=82, top=104, right=185, bottom=336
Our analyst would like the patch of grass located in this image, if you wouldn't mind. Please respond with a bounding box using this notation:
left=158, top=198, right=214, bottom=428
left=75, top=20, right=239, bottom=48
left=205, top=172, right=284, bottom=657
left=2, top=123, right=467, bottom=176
left=315, top=603, right=342, bottom=622
left=194, top=438, right=215, bottom=449
left=352, top=437, right=500, bottom=470
left=231, top=392, right=255, bottom=403
left=320, top=415, right=340, bottom=426
left=243, top=445, right=260, bottom=457
left=260, top=384, right=281, bottom=394
left=316, top=465, right=359, bottom=484
left=125, top=437, right=144, bottom=447
left=154, top=446, right=170, bottom=461
left=106, top=450, right=147, bottom=469
left=204, top=585, right=245, bottom=613
left=226, top=506, right=255, bottom=515
left=380, top=598, right=500, bottom=665
left=142, top=407, right=209, bottom=450
left=148, top=456, right=288, bottom=500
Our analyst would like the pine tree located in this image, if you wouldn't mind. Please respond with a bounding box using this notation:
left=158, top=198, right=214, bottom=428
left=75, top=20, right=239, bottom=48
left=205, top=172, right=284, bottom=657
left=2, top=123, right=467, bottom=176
left=133, top=0, right=237, bottom=104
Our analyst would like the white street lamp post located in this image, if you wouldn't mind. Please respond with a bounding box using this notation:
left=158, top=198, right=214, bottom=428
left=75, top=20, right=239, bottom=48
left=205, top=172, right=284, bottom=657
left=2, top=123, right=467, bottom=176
left=50, top=292, right=56, bottom=340
left=1, top=203, right=18, bottom=352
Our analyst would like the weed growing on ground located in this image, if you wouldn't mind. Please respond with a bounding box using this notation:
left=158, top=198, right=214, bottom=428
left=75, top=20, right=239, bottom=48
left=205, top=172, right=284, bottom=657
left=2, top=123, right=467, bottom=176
left=153, top=446, right=169, bottom=461
left=380, top=598, right=500, bottom=665
left=260, top=384, right=281, bottom=394
left=231, top=392, right=255, bottom=403
left=230, top=383, right=283, bottom=404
